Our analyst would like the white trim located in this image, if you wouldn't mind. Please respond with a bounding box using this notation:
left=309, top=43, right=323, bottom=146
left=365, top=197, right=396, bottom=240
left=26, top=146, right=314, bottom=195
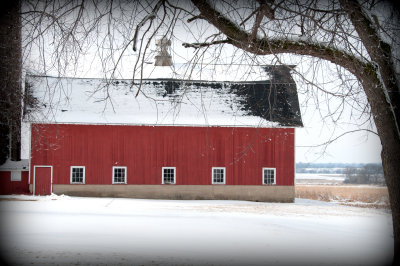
left=70, top=166, right=85, bottom=184
left=294, top=128, right=296, bottom=186
left=162, top=167, right=176, bottom=184
left=28, top=123, right=32, bottom=185
left=112, top=166, right=127, bottom=184
left=262, top=167, right=276, bottom=185
left=27, top=121, right=295, bottom=129
left=211, top=167, right=226, bottom=184
left=33, top=165, right=53, bottom=195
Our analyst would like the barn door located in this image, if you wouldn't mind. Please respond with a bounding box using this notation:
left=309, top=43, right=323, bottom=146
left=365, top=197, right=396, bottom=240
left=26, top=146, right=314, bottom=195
left=34, top=166, right=53, bottom=196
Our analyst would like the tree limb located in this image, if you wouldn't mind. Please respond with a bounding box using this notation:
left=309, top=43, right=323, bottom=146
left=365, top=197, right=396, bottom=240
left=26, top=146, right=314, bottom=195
left=257, top=0, right=275, bottom=20
left=182, top=39, right=231, bottom=48
left=132, top=0, right=163, bottom=51
left=340, top=0, right=400, bottom=139
left=189, top=0, right=376, bottom=87
left=251, top=8, right=264, bottom=40
left=187, top=15, right=203, bottom=23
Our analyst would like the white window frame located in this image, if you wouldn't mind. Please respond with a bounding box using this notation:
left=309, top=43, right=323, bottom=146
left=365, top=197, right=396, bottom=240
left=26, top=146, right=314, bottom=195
left=262, top=167, right=276, bottom=185
left=11, top=171, right=22, bottom=181
left=70, top=166, right=85, bottom=184
left=212, top=167, right=226, bottom=184
left=162, top=167, right=176, bottom=184
left=112, top=166, right=127, bottom=184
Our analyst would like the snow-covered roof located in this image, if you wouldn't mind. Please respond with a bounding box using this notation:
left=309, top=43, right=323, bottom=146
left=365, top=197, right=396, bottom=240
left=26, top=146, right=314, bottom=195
left=24, top=67, right=302, bottom=127
left=0, top=159, right=29, bottom=171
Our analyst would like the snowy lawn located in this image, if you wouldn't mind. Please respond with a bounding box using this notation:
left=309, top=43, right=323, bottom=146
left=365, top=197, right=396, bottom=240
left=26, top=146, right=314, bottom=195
left=0, top=195, right=393, bottom=266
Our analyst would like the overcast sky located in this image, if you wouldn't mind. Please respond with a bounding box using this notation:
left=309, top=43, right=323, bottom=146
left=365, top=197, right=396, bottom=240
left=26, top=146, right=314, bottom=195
left=295, top=105, right=382, bottom=164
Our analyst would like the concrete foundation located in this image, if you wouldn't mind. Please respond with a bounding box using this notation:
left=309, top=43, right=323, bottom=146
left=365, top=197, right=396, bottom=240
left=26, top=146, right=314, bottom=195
left=52, top=184, right=295, bottom=202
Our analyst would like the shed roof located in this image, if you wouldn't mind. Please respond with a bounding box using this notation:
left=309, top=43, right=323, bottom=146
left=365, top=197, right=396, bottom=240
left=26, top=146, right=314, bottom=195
left=24, top=66, right=303, bottom=127
left=0, top=159, right=29, bottom=171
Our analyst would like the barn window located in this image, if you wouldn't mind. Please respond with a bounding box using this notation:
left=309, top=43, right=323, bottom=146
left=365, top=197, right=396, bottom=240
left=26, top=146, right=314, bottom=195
left=263, top=168, right=276, bottom=185
left=113, top=166, right=127, bottom=184
left=71, top=166, right=85, bottom=184
left=11, top=171, right=21, bottom=181
left=212, top=167, right=225, bottom=184
left=162, top=167, right=176, bottom=184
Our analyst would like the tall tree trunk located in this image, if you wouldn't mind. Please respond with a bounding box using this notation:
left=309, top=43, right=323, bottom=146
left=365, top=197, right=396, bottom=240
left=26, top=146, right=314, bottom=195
left=382, top=132, right=400, bottom=262
left=377, top=107, right=400, bottom=262
left=340, top=1, right=400, bottom=260
left=0, top=0, right=22, bottom=163
left=358, top=72, right=400, bottom=262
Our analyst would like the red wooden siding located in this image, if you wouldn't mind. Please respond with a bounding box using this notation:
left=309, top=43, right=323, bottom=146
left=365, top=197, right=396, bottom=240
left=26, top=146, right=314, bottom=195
left=0, top=171, right=29, bottom=195
left=30, top=124, right=295, bottom=186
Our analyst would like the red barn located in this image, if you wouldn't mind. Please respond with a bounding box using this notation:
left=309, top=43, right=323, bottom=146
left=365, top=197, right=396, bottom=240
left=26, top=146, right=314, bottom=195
left=23, top=65, right=302, bottom=202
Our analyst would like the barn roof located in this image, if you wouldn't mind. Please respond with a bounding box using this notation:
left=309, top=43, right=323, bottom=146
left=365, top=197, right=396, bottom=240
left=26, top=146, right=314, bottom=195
left=24, top=66, right=303, bottom=128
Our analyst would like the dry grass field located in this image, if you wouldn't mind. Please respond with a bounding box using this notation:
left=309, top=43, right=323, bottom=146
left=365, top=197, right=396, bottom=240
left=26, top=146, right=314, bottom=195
left=296, top=185, right=390, bottom=209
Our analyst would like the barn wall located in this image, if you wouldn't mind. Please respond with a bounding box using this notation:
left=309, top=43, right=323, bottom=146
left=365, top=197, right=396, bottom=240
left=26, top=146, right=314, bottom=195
left=0, top=171, right=29, bottom=195
left=30, top=124, right=294, bottom=189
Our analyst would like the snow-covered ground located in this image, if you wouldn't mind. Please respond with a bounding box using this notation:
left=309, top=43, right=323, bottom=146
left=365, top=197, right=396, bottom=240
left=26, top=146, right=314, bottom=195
left=0, top=195, right=393, bottom=266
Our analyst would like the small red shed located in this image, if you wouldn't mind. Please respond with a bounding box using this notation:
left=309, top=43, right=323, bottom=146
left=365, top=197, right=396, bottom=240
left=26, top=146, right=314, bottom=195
left=24, top=66, right=302, bottom=202
left=0, top=159, right=30, bottom=195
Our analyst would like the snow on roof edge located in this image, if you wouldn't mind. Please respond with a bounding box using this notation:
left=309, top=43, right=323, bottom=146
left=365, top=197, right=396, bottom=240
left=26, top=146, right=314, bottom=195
left=0, top=159, right=29, bottom=171
left=25, top=120, right=295, bottom=128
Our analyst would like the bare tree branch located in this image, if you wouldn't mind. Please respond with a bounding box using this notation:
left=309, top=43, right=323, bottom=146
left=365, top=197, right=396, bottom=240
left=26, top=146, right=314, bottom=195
left=132, top=0, right=163, bottom=52
left=182, top=39, right=231, bottom=48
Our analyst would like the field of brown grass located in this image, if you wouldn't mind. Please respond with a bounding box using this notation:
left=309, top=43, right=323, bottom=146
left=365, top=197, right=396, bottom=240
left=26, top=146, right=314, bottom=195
left=296, top=185, right=390, bottom=209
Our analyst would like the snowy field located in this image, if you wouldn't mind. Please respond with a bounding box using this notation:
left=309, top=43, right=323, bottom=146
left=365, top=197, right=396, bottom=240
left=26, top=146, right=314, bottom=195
left=0, top=195, right=393, bottom=266
left=296, top=173, right=346, bottom=185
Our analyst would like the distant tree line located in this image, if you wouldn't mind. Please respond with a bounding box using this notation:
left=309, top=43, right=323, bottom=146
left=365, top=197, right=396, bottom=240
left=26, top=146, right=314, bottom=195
left=296, top=162, right=365, bottom=170
left=296, top=162, right=364, bottom=174
left=343, top=164, right=385, bottom=185
left=296, top=163, right=385, bottom=185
